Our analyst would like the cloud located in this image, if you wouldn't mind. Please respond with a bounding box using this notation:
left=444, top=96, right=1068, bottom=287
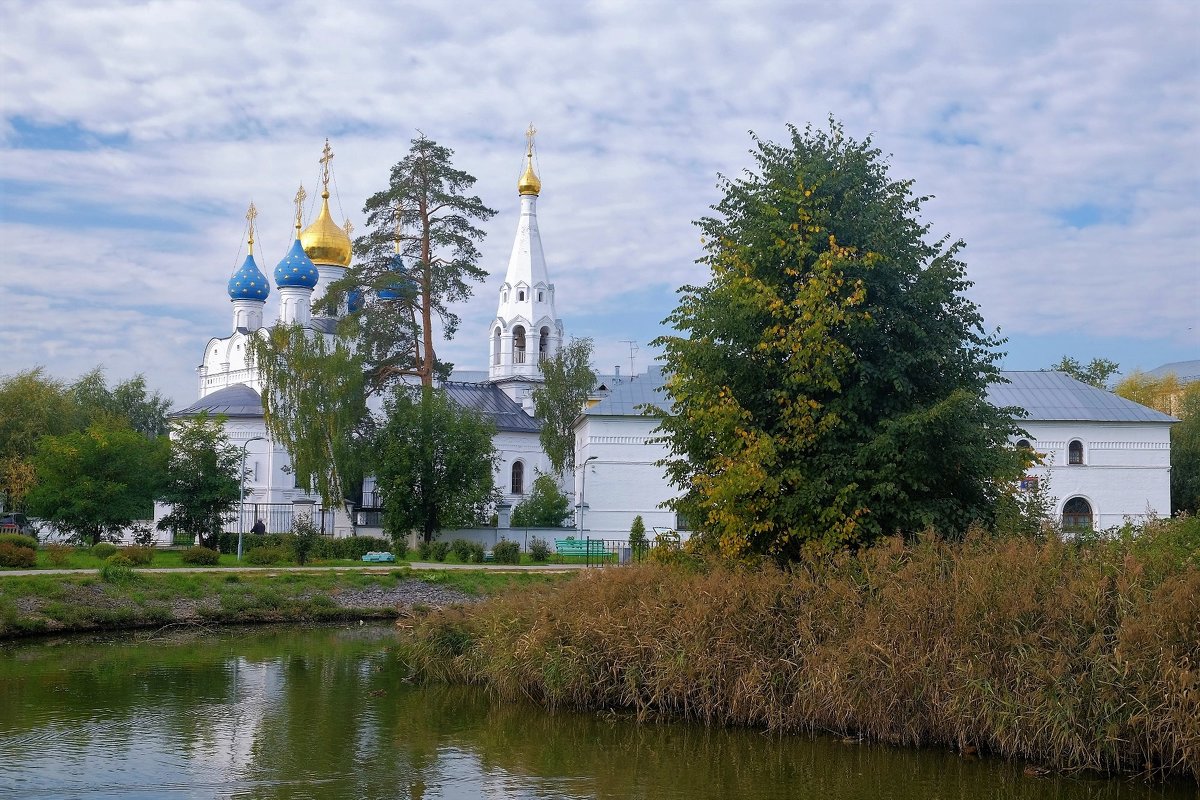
left=1, top=0, right=1196, bottom=405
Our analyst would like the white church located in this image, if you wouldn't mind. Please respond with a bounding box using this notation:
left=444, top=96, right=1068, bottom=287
left=158, top=134, right=1177, bottom=545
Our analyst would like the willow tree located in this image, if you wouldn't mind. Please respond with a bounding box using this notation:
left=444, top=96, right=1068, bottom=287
left=653, top=120, right=1024, bottom=559
left=321, top=133, right=496, bottom=391
left=248, top=323, right=368, bottom=507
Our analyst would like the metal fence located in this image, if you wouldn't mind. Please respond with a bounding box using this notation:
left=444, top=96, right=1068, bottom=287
left=227, top=504, right=337, bottom=536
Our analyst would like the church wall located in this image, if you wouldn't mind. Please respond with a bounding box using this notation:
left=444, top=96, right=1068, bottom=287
left=495, top=429, right=554, bottom=509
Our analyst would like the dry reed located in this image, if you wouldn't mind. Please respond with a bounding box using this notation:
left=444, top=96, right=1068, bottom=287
left=399, top=518, right=1199, bottom=779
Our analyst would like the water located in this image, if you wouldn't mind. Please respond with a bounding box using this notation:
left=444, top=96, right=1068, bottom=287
left=0, top=624, right=1191, bottom=799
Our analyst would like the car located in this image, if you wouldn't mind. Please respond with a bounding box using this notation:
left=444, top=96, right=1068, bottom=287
left=0, top=513, right=37, bottom=539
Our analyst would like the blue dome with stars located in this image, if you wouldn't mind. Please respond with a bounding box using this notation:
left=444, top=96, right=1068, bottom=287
left=378, top=253, right=415, bottom=300
left=227, top=253, right=270, bottom=302
left=274, top=238, right=319, bottom=289
left=348, top=289, right=363, bottom=313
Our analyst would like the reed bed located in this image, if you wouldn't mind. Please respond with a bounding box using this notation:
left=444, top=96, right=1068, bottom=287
left=398, top=518, right=1200, bottom=779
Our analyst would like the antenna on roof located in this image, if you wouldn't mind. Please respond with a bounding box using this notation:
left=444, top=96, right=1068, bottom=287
left=620, top=340, right=638, bottom=377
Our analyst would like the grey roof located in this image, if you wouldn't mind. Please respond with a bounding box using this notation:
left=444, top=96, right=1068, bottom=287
left=448, top=369, right=490, bottom=383
left=988, top=371, right=1176, bottom=423
left=585, top=366, right=671, bottom=417
left=171, top=383, right=264, bottom=419
left=442, top=382, right=541, bottom=433
left=1144, top=360, right=1200, bottom=383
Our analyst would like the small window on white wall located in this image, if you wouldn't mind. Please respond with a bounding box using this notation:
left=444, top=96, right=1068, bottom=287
left=518, top=290, right=525, bottom=302
left=538, top=290, right=544, bottom=302
left=1068, top=440, right=1084, bottom=465
left=511, top=461, right=525, bottom=495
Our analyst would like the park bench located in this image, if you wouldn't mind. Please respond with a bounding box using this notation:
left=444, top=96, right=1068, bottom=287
left=361, top=551, right=396, bottom=563
left=554, top=538, right=612, bottom=562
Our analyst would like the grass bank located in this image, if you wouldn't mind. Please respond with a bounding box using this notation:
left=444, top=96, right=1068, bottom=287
left=398, top=518, right=1200, bottom=780
left=0, top=567, right=564, bottom=638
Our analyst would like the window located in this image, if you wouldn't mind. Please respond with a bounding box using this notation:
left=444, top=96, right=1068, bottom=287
left=518, top=290, right=525, bottom=302
left=511, top=461, right=525, bottom=495
left=493, top=327, right=501, bottom=366
left=538, top=290, right=544, bottom=302
left=539, top=326, right=550, bottom=361
left=675, top=512, right=693, bottom=531
left=1068, top=440, right=1084, bottom=465
left=1016, top=439, right=1032, bottom=450
left=1062, top=497, right=1093, bottom=530
left=513, top=326, right=526, bottom=364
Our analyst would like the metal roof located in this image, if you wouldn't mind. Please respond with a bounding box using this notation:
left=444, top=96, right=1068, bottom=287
left=441, top=381, right=542, bottom=433
left=1144, top=360, right=1200, bottom=383
left=988, top=371, right=1177, bottom=423
left=585, top=366, right=670, bottom=417
left=171, top=383, right=264, bottom=419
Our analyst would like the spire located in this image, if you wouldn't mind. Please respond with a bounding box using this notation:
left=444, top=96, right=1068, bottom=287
left=517, top=122, right=541, bottom=196
left=227, top=200, right=269, bottom=329
left=300, top=140, right=353, bottom=267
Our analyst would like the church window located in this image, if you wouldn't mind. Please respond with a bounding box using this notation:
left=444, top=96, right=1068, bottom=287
left=538, top=290, right=544, bottom=302
left=511, top=461, right=525, bottom=495
left=513, top=326, right=527, bottom=364
left=1062, top=497, right=1093, bottom=530
left=1016, top=439, right=1032, bottom=450
left=539, top=326, right=550, bottom=362
left=493, top=327, right=501, bottom=366
left=1068, top=440, right=1084, bottom=465
left=503, top=290, right=508, bottom=302
left=518, top=290, right=525, bottom=302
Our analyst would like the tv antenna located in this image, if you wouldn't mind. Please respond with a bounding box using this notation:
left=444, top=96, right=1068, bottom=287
left=620, top=340, right=639, bottom=377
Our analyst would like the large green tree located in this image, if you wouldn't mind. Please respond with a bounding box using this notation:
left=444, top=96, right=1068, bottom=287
left=248, top=323, right=368, bottom=508
left=322, top=133, right=497, bottom=390
left=532, top=338, right=596, bottom=476
left=1169, top=382, right=1200, bottom=514
left=156, top=413, right=244, bottom=549
left=653, top=120, right=1023, bottom=559
left=373, top=387, right=497, bottom=543
left=26, top=420, right=168, bottom=545
left=1048, top=356, right=1120, bottom=390
left=511, top=474, right=572, bottom=528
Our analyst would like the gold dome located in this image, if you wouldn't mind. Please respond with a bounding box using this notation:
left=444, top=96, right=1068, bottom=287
left=518, top=155, right=541, bottom=196
left=300, top=191, right=352, bottom=267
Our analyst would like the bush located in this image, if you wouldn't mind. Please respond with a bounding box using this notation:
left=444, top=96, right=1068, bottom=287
left=99, top=558, right=137, bottom=583
left=493, top=540, right=521, bottom=564
left=91, top=542, right=118, bottom=559
left=216, top=531, right=289, bottom=553
left=180, top=546, right=220, bottom=566
left=0, top=542, right=36, bottom=568
left=119, top=545, right=154, bottom=566
left=528, top=537, right=549, bottom=562
left=290, top=515, right=322, bottom=565
left=431, top=541, right=450, bottom=562
left=45, top=543, right=73, bottom=567
left=0, top=533, right=38, bottom=551
left=311, top=535, right=392, bottom=561
left=450, top=539, right=475, bottom=562
left=244, top=546, right=290, bottom=566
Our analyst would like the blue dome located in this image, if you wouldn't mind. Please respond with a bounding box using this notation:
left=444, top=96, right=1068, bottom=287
left=379, top=253, right=415, bottom=300
left=227, top=253, right=270, bottom=302
left=348, top=289, right=363, bottom=313
left=274, top=238, right=319, bottom=289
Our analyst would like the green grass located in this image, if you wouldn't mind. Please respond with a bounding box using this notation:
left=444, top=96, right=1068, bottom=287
left=15, top=548, right=415, bottom=571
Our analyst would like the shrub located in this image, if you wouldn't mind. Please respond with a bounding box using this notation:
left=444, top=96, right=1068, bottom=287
left=243, top=546, right=289, bottom=566
left=45, top=543, right=73, bottom=567
left=629, top=515, right=648, bottom=561
left=119, top=545, right=154, bottom=566
left=180, top=546, right=220, bottom=566
left=417, top=540, right=433, bottom=560
left=0, top=542, right=36, bottom=568
left=431, top=541, right=450, bottom=562
left=99, top=558, right=137, bottom=583
left=493, top=540, right=521, bottom=564
left=528, top=537, right=549, bottom=562
left=290, top=515, right=321, bottom=566
left=0, top=533, right=38, bottom=551
left=450, top=539, right=475, bottom=562
left=91, top=542, right=118, bottom=559
left=469, top=541, right=486, bottom=563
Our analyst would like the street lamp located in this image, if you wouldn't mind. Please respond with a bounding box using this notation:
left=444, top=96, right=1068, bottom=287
left=237, top=436, right=267, bottom=560
left=578, top=455, right=598, bottom=534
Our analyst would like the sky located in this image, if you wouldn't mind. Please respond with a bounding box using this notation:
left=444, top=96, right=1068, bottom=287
left=1, top=0, right=1197, bottom=407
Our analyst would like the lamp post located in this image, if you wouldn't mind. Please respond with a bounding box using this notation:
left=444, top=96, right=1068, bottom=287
left=237, top=436, right=267, bottom=560
left=578, top=455, right=598, bottom=534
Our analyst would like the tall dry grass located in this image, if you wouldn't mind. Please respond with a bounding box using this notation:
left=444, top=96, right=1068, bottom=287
left=398, top=518, right=1199, bottom=779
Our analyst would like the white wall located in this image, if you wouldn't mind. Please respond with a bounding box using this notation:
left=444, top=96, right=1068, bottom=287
left=573, top=415, right=682, bottom=541
left=1016, top=420, right=1173, bottom=529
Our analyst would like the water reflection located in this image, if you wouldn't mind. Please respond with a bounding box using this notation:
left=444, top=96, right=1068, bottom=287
left=0, top=625, right=1191, bottom=799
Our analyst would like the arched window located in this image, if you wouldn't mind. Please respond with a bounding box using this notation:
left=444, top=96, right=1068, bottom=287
left=511, top=461, right=525, bottom=495
left=539, top=326, right=550, bottom=362
left=513, top=326, right=526, bottom=364
left=1016, top=439, right=1032, bottom=450
left=518, top=290, right=525, bottom=302
left=492, top=327, right=501, bottom=366
left=1062, top=497, right=1093, bottom=530
left=1068, top=440, right=1084, bottom=465
left=538, top=290, right=544, bottom=302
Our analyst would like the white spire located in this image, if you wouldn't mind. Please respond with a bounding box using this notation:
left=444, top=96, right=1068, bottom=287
left=489, top=127, right=563, bottom=388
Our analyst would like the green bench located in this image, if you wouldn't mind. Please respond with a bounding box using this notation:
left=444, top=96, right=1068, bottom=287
left=554, top=538, right=612, bottom=562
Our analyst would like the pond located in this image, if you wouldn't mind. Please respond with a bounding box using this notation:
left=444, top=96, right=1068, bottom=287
left=0, top=624, right=1191, bottom=799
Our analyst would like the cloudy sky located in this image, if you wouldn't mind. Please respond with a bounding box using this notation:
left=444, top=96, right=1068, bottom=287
left=1, top=0, right=1197, bottom=405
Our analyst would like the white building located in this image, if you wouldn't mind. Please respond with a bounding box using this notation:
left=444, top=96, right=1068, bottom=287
left=987, top=371, right=1176, bottom=530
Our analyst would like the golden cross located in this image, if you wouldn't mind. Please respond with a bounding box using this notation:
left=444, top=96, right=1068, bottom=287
left=245, top=201, right=258, bottom=253
left=319, top=138, right=334, bottom=192
left=343, top=218, right=354, bottom=237
left=525, top=123, right=536, bottom=156
left=394, top=203, right=403, bottom=254
left=293, top=184, right=307, bottom=231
